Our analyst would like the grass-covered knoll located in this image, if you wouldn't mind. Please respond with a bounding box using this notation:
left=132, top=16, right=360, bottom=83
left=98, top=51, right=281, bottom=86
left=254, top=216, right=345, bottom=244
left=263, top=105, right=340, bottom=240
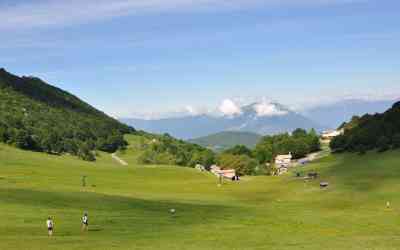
left=0, top=68, right=133, bottom=160
left=189, top=131, right=262, bottom=151
left=2, top=142, right=400, bottom=249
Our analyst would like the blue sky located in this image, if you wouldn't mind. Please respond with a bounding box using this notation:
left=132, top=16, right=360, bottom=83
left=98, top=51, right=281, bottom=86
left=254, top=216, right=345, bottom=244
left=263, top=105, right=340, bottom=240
left=0, top=0, right=399, bottom=117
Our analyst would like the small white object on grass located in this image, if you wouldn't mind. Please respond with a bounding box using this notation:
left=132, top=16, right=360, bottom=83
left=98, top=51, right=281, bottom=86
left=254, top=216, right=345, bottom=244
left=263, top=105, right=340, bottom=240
left=386, top=201, right=391, bottom=209
left=170, top=208, right=176, bottom=214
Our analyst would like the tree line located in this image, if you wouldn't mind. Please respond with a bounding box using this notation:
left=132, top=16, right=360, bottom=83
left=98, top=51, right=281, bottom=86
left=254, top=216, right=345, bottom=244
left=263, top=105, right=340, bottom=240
left=330, top=101, right=400, bottom=154
left=136, top=128, right=321, bottom=176
left=216, top=128, right=321, bottom=175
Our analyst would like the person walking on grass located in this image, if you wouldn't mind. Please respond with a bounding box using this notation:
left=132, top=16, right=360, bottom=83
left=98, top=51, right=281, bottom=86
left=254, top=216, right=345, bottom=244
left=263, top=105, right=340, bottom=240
left=81, top=212, right=89, bottom=232
left=46, top=217, right=54, bottom=236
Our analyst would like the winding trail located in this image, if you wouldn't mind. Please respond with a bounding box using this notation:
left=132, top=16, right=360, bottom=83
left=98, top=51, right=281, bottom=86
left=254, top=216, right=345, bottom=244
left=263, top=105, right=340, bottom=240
left=111, top=153, right=128, bottom=166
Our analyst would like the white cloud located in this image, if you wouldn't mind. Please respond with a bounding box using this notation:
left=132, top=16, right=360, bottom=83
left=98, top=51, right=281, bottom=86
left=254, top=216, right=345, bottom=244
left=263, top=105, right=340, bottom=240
left=253, top=101, right=288, bottom=117
left=218, top=99, right=242, bottom=116
left=182, top=105, right=211, bottom=116
left=0, top=0, right=363, bottom=30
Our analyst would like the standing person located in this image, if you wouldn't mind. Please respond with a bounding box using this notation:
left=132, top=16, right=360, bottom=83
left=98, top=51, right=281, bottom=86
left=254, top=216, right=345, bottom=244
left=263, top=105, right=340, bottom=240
left=46, top=217, right=54, bottom=236
left=81, top=212, right=89, bottom=232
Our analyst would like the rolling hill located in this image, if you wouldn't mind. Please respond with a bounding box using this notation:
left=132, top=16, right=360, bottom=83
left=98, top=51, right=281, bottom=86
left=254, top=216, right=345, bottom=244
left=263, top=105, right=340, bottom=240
left=188, top=131, right=262, bottom=151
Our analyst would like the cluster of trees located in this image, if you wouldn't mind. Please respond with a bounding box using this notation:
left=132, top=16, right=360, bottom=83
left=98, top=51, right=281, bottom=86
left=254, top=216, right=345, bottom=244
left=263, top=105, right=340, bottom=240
left=253, top=128, right=321, bottom=163
left=0, top=69, right=133, bottom=161
left=137, top=133, right=216, bottom=168
left=330, top=101, right=400, bottom=154
left=217, top=150, right=258, bottom=176
left=216, top=128, right=321, bottom=176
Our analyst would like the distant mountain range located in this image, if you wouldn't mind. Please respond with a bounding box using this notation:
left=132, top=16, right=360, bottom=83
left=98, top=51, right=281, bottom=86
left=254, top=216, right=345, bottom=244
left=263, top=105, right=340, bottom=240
left=121, top=102, right=324, bottom=139
left=122, top=98, right=399, bottom=140
left=302, top=99, right=397, bottom=129
left=188, top=131, right=262, bottom=152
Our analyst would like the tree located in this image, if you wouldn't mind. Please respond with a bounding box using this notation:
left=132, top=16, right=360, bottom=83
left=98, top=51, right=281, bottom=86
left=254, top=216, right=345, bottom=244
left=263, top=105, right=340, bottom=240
left=217, top=153, right=258, bottom=176
left=377, top=136, right=390, bottom=152
left=0, top=125, right=8, bottom=142
left=330, top=135, right=347, bottom=153
left=393, top=134, right=400, bottom=149
left=292, top=128, right=307, bottom=138
left=77, top=143, right=96, bottom=161
left=14, top=130, right=35, bottom=150
left=291, top=139, right=309, bottom=159
left=223, top=145, right=252, bottom=157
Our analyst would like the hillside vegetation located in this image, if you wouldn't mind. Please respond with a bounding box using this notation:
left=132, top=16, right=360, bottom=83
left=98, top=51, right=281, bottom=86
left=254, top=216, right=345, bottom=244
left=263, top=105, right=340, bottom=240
left=118, top=128, right=320, bottom=176
left=0, top=69, right=222, bottom=167
left=189, top=131, right=262, bottom=151
left=118, top=132, right=216, bottom=168
left=253, top=128, right=321, bottom=163
left=0, top=69, right=134, bottom=160
left=331, top=101, right=400, bottom=153
left=2, top=142, right=400, bottom=249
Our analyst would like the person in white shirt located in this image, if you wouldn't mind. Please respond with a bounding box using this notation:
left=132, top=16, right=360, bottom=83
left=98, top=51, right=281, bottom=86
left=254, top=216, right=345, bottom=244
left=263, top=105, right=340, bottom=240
left=46, top=217, right=54, bottom=236
left=81, top=212, right=89, bottom=232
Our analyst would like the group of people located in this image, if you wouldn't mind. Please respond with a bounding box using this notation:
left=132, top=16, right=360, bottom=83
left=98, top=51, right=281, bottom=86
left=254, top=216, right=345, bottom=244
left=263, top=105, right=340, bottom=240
left=46, top=212, right=89, bottom=236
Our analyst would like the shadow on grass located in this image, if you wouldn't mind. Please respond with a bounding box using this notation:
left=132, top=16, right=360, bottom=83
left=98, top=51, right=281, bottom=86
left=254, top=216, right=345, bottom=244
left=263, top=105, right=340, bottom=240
left=318, top=151, right=400, bottom=193
left=0, top=187, right=238, bottom=227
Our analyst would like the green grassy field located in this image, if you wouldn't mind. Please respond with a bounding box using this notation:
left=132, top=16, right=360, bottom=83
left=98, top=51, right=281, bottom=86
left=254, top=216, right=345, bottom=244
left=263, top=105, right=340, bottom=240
left=1, top=139, right=400, bottom=249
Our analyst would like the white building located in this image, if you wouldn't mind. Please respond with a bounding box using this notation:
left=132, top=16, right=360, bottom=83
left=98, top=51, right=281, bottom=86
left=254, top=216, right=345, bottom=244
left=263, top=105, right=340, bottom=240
left=275, top=153, right=292, bottom=166
left=321, top=129, right=343, bottom=140
left=275, top=153, right=293, bottom=175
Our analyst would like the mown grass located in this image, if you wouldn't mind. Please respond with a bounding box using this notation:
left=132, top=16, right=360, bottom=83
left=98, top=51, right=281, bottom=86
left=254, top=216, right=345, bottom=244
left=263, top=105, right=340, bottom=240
left=1, top=142, right=400, bottom=249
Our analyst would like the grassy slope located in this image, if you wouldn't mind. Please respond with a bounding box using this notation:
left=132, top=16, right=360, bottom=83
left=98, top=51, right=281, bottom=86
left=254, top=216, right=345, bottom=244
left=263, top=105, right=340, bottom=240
left=115, top=134, right=148, bottom=164
left=189, top=131, right=262, bottom=151
left=1, top=140, right=400, bottom=249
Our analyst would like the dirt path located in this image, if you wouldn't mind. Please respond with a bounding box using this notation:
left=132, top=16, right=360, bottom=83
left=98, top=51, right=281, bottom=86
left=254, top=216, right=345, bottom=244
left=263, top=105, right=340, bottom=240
left=292, top=149, right=329, bottom=168
left=111, top=153, right=128, bottom=166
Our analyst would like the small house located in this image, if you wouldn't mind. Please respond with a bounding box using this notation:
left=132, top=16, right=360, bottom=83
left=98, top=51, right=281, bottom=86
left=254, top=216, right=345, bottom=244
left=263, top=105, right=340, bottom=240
left=275, top=153, right=293, bottom=167
left=210, top=165, right=221, bottom=176
left=210, top=165, right=236, bottom=179
left=274, top=153, right=293, bottom=175
left=220, top=169, right=236, bottom=179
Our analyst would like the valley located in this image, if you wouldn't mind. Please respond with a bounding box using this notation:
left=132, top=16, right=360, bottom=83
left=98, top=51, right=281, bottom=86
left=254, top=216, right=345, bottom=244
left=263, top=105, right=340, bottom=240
left=2, top=1, right=400, bottom=249
left=1, top=140, right=400, bottom=249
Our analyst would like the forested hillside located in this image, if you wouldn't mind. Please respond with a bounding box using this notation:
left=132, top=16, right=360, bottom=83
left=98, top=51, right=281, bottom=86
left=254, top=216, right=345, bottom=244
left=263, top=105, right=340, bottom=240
left=253, top=128, right=321, bottom=164
left=130, top=131, right=216, bottom=168
left=0, top=68, right=134, bottom=160
left=330, top=101, right=400, bottom=153
left=189, top=131, right=262, bottom=151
